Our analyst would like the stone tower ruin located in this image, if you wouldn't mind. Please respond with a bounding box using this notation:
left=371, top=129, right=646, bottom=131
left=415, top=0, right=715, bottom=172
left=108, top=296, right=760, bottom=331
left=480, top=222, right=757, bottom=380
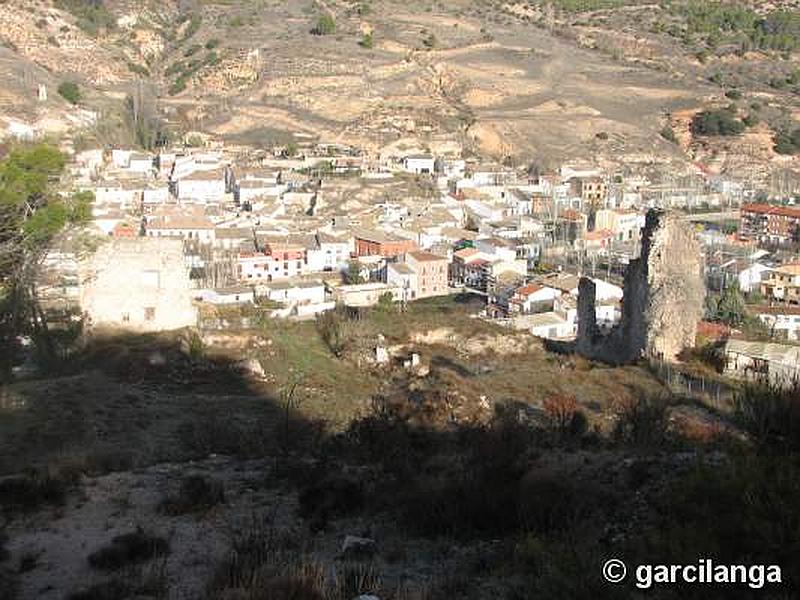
left=575, top=209, right=704, bottom=365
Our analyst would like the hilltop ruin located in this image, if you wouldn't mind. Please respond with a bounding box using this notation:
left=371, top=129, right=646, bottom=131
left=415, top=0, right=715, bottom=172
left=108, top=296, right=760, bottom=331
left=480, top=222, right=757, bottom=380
left=575, top=209, right=705, bottom=365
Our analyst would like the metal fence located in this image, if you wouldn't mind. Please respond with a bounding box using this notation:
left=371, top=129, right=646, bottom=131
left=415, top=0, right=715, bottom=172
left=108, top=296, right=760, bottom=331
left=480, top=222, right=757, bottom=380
left=650, top=359, right=736, bottom=412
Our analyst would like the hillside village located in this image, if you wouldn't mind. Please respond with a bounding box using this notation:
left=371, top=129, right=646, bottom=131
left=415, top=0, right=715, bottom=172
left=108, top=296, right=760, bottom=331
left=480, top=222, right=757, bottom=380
left=2, top=2, right=800, bottom=599
left=26, top=133, right=799, bottom=386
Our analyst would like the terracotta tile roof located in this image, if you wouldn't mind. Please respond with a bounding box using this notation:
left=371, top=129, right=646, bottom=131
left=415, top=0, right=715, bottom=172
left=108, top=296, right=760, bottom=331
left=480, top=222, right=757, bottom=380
left=516, top=283, right=543, bottom=296
left=454, top=248, right=478, bottom=259
left=742, top=203, right=800, bottom=218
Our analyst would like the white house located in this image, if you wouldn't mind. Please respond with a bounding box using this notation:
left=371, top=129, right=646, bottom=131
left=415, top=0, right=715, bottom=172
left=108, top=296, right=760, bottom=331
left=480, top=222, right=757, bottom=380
left=257, top=280, right=326, bottom=306
left=128, top=153, right=154, bottom=174
left=387, top=262, right=417, bottom=302
left=403, top=155, right=435, bottom=175
left=142, top=186, right=170, bottom=206
left=508, top=283, right=560, bottom=314
left=91, top=183, right=142, bottom=209
left=333, top=282, right=402, bottom=307
left=568, top=277, right=624, bottom=303
left=5, top=120, right=37, bottom=141
left=111, top=149, right=133, bottom=168
left=198, top=286, right=254, bottom=305
left=238, top=180, right=283, bottom=203
left=306, top=232, right=351, bottom=272
left=475, top=237, right=518, bottom=263
left=176, top=168, right=227, bottom=203
left=595, top=209, right=643, bottom=242
left=75, top=149, right=104, bottom=175
left=146, top=214, right=216, bottom=243
left=513, top=312, right=575, bottom=340
left=738, top=263, right=771, bottom=294
left=754, top=306, right=800, bottom=341
left=170, top=153, right=223, bottom=182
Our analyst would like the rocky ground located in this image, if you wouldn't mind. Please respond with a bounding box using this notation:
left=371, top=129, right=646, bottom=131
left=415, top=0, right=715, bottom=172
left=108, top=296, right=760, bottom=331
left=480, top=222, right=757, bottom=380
left=1, top=297, right=766, bottom=600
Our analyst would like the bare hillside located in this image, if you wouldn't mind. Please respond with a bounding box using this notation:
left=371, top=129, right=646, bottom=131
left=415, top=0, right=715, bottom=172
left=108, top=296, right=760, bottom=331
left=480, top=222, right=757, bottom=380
left=1, top=0, right=798, bottom=180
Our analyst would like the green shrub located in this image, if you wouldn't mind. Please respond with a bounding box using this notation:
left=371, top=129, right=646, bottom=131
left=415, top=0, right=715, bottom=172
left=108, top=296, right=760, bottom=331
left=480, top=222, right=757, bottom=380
left=298, top=473, right=364, bottom=531
left=773, top=128, right=800, bottom=155
left=87, top=529, right=169, bottom=570
left=660, top=124, right=678, bottom=143
left=643, top=454, right=800, bottom=579
left=68, top=564, right=166, bottom=600
left=205, top=38, right=220, bottom=50
left=0, top=472, right=72, bottom=514
left=126, top=62, right=150, bottom=76
left=56, top=0, right=116, bottom=36
left=183, top=44, right=201, bottom=57
left=181, top=14, right=202, bottom=42
left=312, top=14, right=336, bottom=35
left=168, top=77, right=188, bottom=96
left=161, top=475, right=224, bottom=515
left=613, top=396, right=669, bottom=447
left=742, top=113, right=759, bottom=127
left=359, top=32, right=374, bottom=48
left=734, top=380, right=800, bottom=451
left=57, top=81, right=81, bottom=105
left=165, top=62, right=184, bottom=77
left=690, top=108, right=745, bottom=136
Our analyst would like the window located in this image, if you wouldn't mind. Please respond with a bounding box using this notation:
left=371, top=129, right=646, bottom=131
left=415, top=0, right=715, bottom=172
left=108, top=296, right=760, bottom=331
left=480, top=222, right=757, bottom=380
left=144, top=307, right=156, bottom=322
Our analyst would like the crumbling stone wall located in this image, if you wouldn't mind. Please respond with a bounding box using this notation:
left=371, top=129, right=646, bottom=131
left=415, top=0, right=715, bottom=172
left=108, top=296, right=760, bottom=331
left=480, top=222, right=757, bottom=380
left=79, top=238, right=198, bottom=332
left=575, top=209, right=704, bottom=364
left=575, top=276, right=597, bottom=355
left=645, top=211, right=706, bottom=359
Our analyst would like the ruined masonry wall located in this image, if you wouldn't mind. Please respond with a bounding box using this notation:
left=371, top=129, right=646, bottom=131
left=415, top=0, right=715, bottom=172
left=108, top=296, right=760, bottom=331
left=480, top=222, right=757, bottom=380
left=574, top=209, right=704, bottom=364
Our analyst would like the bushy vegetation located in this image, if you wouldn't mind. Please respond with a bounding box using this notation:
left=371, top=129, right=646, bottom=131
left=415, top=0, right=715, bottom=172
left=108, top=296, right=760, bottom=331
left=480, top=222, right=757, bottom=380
left=344, top=260, right=365, bottom=285
left=0, top=145, right=91, bottom=375
left=124, top=91, right=170, bottom=150
left=690, top=108, right=745, bottom=136
left=57, top=81, right=81, bottom=105
left=88, top=529, right=169, bottom=570
left=0, top=471, right=74, bottom=515
left=277, top=381, right=799, bottom=596
left=126, top=62, right=150, bottom=77
left=670, top=3, right=800, bottom=54
left=56, top=0, right=115, bottom=36
left=359, top=32, right=374, bottom=49
left=161, top=475, right=225, bottom=515
left=179, top=14, right=203, bottom=43
left=546, top=0, right=639, bottom=12
left=659, top=124, right=677, bottom=144
left=207, top=524, right=383, bottom=599
left=166, top=51, right=220, bottom=96
left=774, top=127, right=800, bottom=155
left=311, top=13, right=336, bottom=35
left=734, top=380, right=800, bottom=452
